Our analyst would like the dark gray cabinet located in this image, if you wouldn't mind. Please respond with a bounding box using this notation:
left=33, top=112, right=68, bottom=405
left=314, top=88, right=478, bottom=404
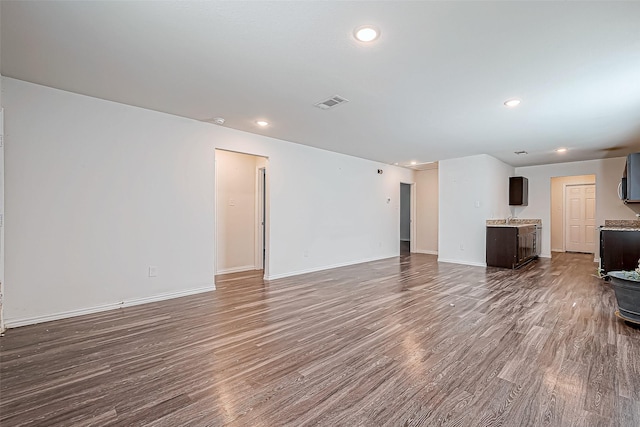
left=487, top=225, right=539, bottom=269
left=509, top=177, right=528, bottom=206
left=622, top=153, right=640, bottom=203
left=600, top=229, right=640, bottom=274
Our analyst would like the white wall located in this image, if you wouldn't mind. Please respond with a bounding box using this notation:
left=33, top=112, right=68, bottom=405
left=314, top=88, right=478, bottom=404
left=516, top=157, right=636, bottom=259
left=215, top=150, right=260, bottom=274
left=3, top=77, right=413, bottom=327
left=0, top=110, right=4, bottom=333
left=0, top=82, right=4, bottom=332
left=265, top=147, right=412, bottom=278
left=415, top=167, right=438, bottom=254
left=400, top=183, right=411, bottom=241
left=439, top=155, right=513, bottom=266
left=0, top=4, right=5, bottom=331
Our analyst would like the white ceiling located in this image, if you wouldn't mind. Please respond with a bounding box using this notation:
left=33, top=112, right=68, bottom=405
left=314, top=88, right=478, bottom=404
left=2, top=1, right=640, bottom=167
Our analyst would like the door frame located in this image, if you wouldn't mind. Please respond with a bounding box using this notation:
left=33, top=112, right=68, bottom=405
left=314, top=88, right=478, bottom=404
left=213, top=149, right=270, bottom=279
left=0, top=109, right=4, bottom=333
left=254, top=167, right=266, bottom=270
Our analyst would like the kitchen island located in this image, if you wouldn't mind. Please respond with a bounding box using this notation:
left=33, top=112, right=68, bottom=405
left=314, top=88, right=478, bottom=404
left=486, top=219, right=541, bottom=269
left=600, top=219, right=640, bottom=275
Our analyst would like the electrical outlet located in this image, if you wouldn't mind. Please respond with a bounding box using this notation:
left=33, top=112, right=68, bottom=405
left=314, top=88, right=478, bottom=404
left=148, top=266, right=158, bottom=277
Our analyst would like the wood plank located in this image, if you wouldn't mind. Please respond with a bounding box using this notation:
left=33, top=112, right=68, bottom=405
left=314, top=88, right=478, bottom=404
left=1, top=252, right=639, bottom=426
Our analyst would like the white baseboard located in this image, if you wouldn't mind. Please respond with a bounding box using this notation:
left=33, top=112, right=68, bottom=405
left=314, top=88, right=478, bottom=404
left=216, top=265, right=257, bottom=275
left=265, top=254, right=397, bottom=280
left=5, top=284, right=216, bottom=329
left=437, top=258, right=487, bottom=267
left=549, top=250, right=598, bottom=260
left=413, top=249, right=438, bottom=255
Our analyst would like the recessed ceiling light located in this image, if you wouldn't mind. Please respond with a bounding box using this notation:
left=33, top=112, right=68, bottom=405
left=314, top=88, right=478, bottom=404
left=354, top=25, right=380, bottom=42
left=410, top=161, right=417, bottom=165
left=256, top=120, right=269, bottom=127
left=212, top=117, right=225, bottom=125
left=556, top=148, right=568, bottom=153
left=504, top=99, right=521, bottom=108
left=393, top=162, right=399, bottom=165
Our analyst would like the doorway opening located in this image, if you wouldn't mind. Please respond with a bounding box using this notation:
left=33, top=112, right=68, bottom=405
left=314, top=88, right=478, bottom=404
left=214, top=149, right=269, bottom=278
left=550, top=175, right=596, bottom=255
left=400, top=182, right=415, bottom=255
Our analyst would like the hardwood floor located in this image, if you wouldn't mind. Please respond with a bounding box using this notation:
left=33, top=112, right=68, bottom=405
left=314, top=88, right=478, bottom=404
left=1, top=252, right=639, bottom=426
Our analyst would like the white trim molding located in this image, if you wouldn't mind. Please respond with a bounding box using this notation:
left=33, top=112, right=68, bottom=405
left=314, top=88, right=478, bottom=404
left=216, top=265, right=258, bottom=275
left=265, top=255, right=397, bottom=280
left=414, top=249, right=438, bottom=255
left=437, top=258, right=487, bottom=267
left=5, top=284, right=216, bottom=329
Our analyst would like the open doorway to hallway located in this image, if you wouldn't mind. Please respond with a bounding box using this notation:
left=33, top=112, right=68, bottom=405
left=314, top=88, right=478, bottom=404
left=400, top=182, right=414, bottom=255
left=550, top=174, right=596, bottom=255
left=215, top=149, right=268, bottom=277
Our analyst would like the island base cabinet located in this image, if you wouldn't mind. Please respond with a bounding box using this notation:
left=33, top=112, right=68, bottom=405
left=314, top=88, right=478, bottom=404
left=486, top=225, right=539, bottom=269
left=486, top=227, right=518, bottom=268
left=600, top=229, right=640, bottom=275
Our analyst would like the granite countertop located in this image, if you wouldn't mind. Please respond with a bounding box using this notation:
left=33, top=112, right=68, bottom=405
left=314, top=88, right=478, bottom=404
left=486, top=218, right=542, bottom=228
left=601, top=219, right=640, bottom=231
left=488, top=223, right=539, bottom=228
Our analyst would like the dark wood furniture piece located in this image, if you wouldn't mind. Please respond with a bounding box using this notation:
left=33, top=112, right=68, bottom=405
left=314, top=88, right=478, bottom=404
left=486, top=225, right=539, bottom=269
left=600, top=228, right=640, bottom=274
left=509, top=176, right=528, bottom=206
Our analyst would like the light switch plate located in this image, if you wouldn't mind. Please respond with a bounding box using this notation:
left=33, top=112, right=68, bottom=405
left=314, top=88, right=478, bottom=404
left=148, top=266, right=158, bottom=277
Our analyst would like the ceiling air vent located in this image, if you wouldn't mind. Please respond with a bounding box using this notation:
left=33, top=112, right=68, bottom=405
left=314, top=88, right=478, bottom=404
left=314, top=95, right=349, bottom=110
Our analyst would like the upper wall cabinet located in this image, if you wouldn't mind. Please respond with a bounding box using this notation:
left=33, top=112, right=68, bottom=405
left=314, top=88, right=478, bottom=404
left=622, top=153, right=640, bottom=203
left=509, top=176, right=528, bottom=206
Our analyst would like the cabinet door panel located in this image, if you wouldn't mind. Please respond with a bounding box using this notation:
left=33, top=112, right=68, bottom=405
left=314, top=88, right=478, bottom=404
left=601, top=230, right=640, bottom=273
left=486, top=227, right=517, bottom=268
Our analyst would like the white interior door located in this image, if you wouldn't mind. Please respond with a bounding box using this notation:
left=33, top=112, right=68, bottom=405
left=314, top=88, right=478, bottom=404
left=565, top=184, right=596, bottom=253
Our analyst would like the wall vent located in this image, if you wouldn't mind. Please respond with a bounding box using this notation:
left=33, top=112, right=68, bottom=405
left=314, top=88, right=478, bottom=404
left=314, top=95, right=349, bottom=110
